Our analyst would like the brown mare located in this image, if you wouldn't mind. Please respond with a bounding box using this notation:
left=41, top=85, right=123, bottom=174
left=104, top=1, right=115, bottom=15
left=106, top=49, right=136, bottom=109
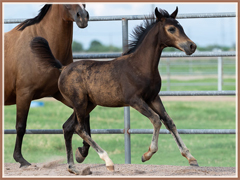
left=31, top=7, right=199, bottom=174
left=4, top=4, right=89, bottom=168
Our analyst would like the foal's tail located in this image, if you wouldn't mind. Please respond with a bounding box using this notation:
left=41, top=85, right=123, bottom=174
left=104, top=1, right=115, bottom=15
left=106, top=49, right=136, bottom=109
left=30, top=36, right=63, bottom=72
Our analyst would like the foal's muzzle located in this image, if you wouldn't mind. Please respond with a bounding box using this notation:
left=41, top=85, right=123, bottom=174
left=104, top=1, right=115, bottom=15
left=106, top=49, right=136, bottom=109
left=180, top=41, right=197, bottom=55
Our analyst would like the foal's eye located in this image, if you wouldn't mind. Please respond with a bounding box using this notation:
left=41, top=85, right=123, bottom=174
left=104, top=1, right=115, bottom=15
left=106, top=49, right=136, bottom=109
left=168, top=27, right=176, bottom=33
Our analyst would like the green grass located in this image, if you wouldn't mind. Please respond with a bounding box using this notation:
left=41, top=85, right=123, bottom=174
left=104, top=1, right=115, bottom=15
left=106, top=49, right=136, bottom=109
left=158, top=57, right=236, bottom=75
left=161, top=78, right=235, bottom=91
left=4, top=99, right=236, bottom=167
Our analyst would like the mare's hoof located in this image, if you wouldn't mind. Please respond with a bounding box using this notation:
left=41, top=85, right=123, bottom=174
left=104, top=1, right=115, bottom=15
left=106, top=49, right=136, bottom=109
left=75, top=147, right=86, bottom=163
left=106, top=165, right=114, bottom=172
left=68, top=165, right=80, bottom=175
left=190, top=160, right=199, bottom=167
left=19, top=162, right=31, bottom=168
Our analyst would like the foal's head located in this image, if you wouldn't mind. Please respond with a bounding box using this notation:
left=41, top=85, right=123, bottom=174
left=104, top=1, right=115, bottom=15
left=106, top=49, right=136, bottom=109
left=155, top=7, right=196, bottom=55
left=63, top=4, right=89, bottom=28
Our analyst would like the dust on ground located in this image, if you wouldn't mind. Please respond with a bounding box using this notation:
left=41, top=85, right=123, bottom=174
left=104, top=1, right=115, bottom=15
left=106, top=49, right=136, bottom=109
left=4, top=162, right=236, bottom=177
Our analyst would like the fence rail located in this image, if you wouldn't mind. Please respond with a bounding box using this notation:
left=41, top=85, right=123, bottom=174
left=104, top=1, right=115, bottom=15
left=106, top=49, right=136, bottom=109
left=72, top=51, right=236, bottom=59
left=4, top=12, right=236, bottom=24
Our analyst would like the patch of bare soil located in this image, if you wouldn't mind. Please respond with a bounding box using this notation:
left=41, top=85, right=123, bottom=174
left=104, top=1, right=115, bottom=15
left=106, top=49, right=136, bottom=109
left=4, top=162, right=236, bottom=177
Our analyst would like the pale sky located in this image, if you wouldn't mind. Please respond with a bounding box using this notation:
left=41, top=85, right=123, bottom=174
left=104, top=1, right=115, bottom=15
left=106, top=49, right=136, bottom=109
left=3, top=3, right=237, bottom=49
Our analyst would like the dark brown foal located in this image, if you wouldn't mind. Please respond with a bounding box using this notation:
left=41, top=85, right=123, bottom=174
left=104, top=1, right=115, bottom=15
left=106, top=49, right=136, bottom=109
left=31, top=7, right=198, bottom=174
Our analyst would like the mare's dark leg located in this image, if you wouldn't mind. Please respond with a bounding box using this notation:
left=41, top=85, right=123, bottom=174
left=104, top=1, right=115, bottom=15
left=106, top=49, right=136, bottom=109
left=149, top=96, right=198, bottom=166
left=13, top=90, right=32, bottom=167
left=62, top=112, right=77, bottom=173
left=129, top=97, right=162, bottom=162
left=53, top=91, right=91, bottom=163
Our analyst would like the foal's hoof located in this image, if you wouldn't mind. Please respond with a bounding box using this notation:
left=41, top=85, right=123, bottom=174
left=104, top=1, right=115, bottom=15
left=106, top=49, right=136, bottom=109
left=75, top=147, right=86, bottom=163
left=141, top=155, right=146, bottom=162
left=190, top=160, right=199, bottom=167
left=141, top=153, right=152, bottom=162
left=106, top=165, right=114, bottom=172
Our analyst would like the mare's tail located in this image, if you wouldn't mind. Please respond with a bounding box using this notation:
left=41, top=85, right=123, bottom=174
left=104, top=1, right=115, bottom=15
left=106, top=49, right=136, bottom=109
left=30, top=36, right=63, bottom=71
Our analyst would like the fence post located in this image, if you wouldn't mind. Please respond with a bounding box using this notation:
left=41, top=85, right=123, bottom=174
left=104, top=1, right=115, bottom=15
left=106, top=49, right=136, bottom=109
left=122, top=18, right=131, bottom=164
left=218, top=49, right=223, bottom=91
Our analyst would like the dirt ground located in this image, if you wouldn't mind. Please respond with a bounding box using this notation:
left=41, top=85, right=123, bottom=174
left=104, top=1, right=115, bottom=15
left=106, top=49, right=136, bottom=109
left=4, top=161, right=236, bottom=177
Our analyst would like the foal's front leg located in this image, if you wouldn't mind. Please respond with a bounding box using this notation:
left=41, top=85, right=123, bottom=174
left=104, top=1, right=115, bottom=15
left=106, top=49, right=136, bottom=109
left=150, top=96, right=198, bottom=166
left=130, top=97, right=162, bottom=162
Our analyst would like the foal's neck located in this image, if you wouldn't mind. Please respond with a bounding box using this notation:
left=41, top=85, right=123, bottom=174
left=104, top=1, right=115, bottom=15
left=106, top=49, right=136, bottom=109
left=131, top=24, right=163, bottom=75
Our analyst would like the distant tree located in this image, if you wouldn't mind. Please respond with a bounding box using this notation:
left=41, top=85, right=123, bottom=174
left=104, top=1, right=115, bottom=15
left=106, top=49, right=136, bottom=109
left=87, top=40, right=121, bottom=52
left=87, top=40, right=105, bottom=52
left=72, top=41, right=84, bottom=52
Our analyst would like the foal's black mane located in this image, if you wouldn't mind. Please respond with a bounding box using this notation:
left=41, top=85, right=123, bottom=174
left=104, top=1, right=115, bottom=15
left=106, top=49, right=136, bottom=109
left=17, top=4, right=52, bottom=31
left=123, top=8, right=170, bottom=55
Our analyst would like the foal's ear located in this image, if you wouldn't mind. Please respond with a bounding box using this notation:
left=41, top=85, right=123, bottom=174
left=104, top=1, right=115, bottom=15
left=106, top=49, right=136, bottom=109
left=170, top=6, right=178, bottom=19
left=155, top=7, right=164, bottom=21
left=83, top=4, right=86, bottom=8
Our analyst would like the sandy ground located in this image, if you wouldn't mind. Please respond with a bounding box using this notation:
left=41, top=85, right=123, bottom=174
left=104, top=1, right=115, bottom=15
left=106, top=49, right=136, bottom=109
left=4, top=161, right=236, bottom=177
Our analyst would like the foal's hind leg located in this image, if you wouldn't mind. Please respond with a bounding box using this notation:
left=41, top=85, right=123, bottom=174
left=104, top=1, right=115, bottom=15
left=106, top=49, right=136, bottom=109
left=75, top=102, right=95, bottom=164
left=74, top=100, right=114, bottom=171
left=75, top=115, right=91, bottom=163
left=13, top=90, right=32, bottom=167
left=53, top=91, right=91, bottom=164
left=129, top=97, right=162, bottom=162
left=150, top=96, right=198, bottom=166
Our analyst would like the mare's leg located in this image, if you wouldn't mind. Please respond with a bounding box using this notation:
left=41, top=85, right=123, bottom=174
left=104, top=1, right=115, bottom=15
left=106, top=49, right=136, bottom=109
left=129, top=97, right=162, bottom=162
left=53, top=91, right=91, bottom=163
left=13, top=90, right=32, bottom=167
left=149, top=96, right=198, bottom=166
left=62, top=112, right=77, bottom=174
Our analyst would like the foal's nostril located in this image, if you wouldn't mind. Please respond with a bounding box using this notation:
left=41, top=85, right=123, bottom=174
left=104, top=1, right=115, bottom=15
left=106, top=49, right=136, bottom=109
left=190, top=43, right=196, bottom=52
left=190, top=44, right=193, bottom=50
